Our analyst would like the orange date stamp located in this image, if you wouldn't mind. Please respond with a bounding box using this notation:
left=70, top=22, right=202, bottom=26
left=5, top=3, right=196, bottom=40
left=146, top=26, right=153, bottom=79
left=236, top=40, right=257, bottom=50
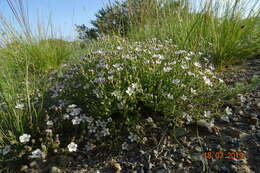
left=202, top=152, right=245, bottom=159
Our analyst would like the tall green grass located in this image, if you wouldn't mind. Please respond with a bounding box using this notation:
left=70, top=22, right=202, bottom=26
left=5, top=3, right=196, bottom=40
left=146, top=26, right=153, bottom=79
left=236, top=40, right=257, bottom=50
left=127, top=0, right=260, bottom=70
left=0, top=0, right=78, bottom=147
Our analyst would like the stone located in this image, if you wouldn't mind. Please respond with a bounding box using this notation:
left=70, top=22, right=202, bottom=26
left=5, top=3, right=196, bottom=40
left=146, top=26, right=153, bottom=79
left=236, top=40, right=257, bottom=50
left=196, top=119, right=214, bottom=133
left=257, top=102, right=260, bottom=109
left=51, top=166, right=61, bottom=173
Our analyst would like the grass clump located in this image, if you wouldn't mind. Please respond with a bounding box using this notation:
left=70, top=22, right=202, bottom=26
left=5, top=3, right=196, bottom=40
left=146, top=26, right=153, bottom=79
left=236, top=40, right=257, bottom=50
left=126, top=0, right=260, bottom=70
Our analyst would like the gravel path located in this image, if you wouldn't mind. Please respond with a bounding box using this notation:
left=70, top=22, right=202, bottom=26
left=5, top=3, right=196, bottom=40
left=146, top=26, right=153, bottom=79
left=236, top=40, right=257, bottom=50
left=25, top=56, right=260, bottom=173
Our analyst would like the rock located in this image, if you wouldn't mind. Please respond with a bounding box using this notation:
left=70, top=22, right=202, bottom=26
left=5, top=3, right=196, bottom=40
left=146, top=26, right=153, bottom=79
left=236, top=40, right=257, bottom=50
left=249, top=117, right=258, bottom=126
left=220, top=116, right=230, bottom=123
left=220, top=167, right=230, bottom=173
left=29, top=161, right=38, bottom=168
left=175, top=128, right=188, bottom=138
left=257, top=102, right=260, bottom=109
left=194, top=146, right=202, bottom=152
left=156, top=169, right=167, bottom=173
left=20, top=165, right=28, bottom=172
left=196, top=119, right=214, bottom=133
left=239, top=110, right=244, bottom=115
left=51, top=166, right=61, bottom=173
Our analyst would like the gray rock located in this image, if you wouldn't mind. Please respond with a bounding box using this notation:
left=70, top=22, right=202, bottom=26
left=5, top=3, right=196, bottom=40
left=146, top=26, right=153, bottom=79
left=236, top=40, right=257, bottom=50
left=196, top=119, right=214, bottom=133
left=51, top=166, right=61, bottom=173
left=220, top=116, right=230, bottom=123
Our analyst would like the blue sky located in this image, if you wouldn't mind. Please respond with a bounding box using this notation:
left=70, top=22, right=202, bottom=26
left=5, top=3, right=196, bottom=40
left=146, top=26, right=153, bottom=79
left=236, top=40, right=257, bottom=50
left=0, top=0, right=120, bottom=40
left=0, top=0, right=258, bottom=41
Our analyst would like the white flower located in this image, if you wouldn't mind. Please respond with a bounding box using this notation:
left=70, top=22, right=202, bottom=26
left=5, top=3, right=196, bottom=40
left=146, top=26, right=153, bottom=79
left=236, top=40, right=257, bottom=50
left=209, top=65, right=215, bottom=70
left=100, top=128, right=110, bottom=136
left=155, top=60, right=161, bottom=64
left=19, top=134, right=31, bottom=143
left=68, top=104, right=77, bottom=108
left=63, top=114, right=70, bottom=120
left=175, top=50, right=187, bottom=54
left=117, top=46, right=123, bottom=50
left=107, top=117, right=112, bottom=122
left=239, top=95, right=246, bottom=103
left=45, top=129, right=52, bottom=133
left=219, top=78, right=224, bottom=83
left=85, top=116, right=94, bottom=123
left=163, top=67, right=172, bottom=72
left=30, top=149, right=43, bottom=158
left=112, top=90, right=122, bottom=100
left=204, top=111, right=211, bottom=118
left=184, top=56, right=191, bottom=61
left=108, top=76, right=114, bottom=81
left=128, top=132, right=139, bottom=142
left=225, top=106, right=232, bottom=115
left=67, top=142, right=77, bottom=152
left=2, top=145, right=11, bottom=155
left=46, top=120, right=53, bottom=126
left=168, top=61, right=176, bottom=65
left=122, top=142, right=128, bottom=151
left=126, top=87, right=135, bottom=96
left=186, top=115, right=192, bottom=122
left=187, top=71, right=196, bottom=77
left=15, top=103, right=24, bottom=109
left=72, top=116, right=82, bottom=125
left=194, top=62, right=201, bottom=68
left=203, top=76, right=213, bottom=86
left=152, top=54, right=164, bottom=60
left=70, top=108, right=82, bottom=116
left=172, top=79, right=180, bottom=84
left=181, top=95, right=187, bottom=101
left=146, top=117, right=154, bottom=123
left=167, top=93, right=174, bottom=100
left=191, top=88, right=197, bottom=94
left=181, top=64, right=189, bottom=70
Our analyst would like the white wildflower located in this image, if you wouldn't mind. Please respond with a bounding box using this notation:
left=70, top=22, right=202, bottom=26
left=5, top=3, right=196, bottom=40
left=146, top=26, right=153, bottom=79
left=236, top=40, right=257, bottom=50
left=163, top=67, right=172, bottom=72
left=181, top=64, right=189, bottom=70
left=68, top=104, right=77, bottom=108
left=184, top=56, right=191, bottom=61
left=70, top=108, right=82, bottom=116
left=46, top=120, right=53, bottom=126
left=204, top=111, right=211, bottom=118
left=108, top=76, right=114, bottom=81
left=128, top=132, right=139, bottom=142
left=100, top=128, right=110, bottom=136
left=67, top=142, right=77, bottom=152
left=72, top=116, right=82, bottom=125
left=167, top=93, right=174, bottom=100
left=168, top=61, right=176, bottom=65
left=30, top=149, right=44, bottom=159
left=239, top=95, right=246, bottom=103
left=175, top=50, right=187, bottom=54
left=19, top=134, right=31, bottom=143
left=191, top=88, right=197, bottom=94
left=117, top=46, right=123, bottom=50
left=172, top=79, right=180, bottom=84
left=122, top=142, right=128, bottom=151
left=203, top=76, right=213, bottom=86
left=187, top=71, right=196, bottom=77
left=181, top=95, right=187, bottom=101
left=63, top=114, right=70, bottom=120
left=225, top=106, right=232, bottom=115
left=146, top=117, right=154, bottom=123
left=194, top=62, right=201, bottom=68
left=15, top=103, right=24, bottom=109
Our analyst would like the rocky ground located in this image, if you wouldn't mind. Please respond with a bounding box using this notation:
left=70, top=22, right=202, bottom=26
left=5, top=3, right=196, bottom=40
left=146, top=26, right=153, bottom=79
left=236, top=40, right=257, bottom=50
left=24, top=56, right=260, bottom=173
